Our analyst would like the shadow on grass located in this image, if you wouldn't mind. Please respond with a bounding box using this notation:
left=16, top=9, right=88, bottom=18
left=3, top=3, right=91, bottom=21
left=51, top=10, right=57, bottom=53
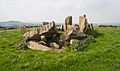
left=90, top=30, right=104, bottom=38
left=80, top=30, right=104, bottom=51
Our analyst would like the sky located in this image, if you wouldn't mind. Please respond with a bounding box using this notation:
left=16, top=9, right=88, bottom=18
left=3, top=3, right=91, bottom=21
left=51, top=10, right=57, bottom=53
left=0, top=0, right=120, bottom=23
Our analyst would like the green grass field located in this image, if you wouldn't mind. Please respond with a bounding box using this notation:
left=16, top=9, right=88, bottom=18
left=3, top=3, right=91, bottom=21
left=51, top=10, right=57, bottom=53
left=0, top=27, right=120, bottom=71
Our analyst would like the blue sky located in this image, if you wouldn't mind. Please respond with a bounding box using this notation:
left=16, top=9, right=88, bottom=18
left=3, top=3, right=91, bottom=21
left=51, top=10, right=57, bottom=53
left=0, top=0, right=120, bottom=23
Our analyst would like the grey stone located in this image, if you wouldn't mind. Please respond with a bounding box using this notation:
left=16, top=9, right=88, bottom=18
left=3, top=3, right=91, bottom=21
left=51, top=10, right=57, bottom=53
left=64, top=16, right=72, bottom=31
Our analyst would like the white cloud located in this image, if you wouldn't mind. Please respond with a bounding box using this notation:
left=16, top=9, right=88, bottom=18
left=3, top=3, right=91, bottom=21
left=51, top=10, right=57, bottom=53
left=0, top=0, right=120, bottom=23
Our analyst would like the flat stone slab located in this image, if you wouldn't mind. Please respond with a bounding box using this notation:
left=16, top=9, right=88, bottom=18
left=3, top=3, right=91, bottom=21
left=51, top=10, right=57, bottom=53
left=27, top=41, right=64, bottom=52
left=27, top=41, right=52, bottom=51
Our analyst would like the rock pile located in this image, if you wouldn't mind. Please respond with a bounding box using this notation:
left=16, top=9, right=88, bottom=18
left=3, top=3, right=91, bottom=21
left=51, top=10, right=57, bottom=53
left=22, top=15, right=94, bottom=51
left=23, top=21, right=62, bottom=51
left=62, top=15, right=93, bottom=42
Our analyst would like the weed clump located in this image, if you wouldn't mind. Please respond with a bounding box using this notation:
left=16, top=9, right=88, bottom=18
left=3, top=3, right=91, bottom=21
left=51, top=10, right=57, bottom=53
left=65, top=35, right=95, bottom=52
left=17, top=40, right=28, bottom=50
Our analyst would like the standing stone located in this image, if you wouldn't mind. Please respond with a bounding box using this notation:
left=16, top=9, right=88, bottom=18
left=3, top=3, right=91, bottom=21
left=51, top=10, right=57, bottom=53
left=64, top=16, right=72, bottom=31
left=90, top=23, right=94, bottom=30
left=64, top=25, right=74, bottom=41
left=40, top=36, right=46, bottom=41
left=50, top=21, right=55, bottom=28
left=85, top=24, right=91, bottom=35
left=66, top=25, right=73, bottom=35
left=79, top=14, right=88, bottom=33
left=60, top=25, right=64, bottom=31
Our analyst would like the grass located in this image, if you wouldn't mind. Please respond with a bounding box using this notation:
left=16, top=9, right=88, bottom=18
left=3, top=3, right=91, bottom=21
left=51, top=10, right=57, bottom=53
left=0, top=27, right=120, bottom=71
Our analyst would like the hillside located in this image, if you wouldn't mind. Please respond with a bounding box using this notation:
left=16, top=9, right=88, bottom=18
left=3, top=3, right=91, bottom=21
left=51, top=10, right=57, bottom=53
left=0, top=27, right=120, bottom=71
left=0, top=21, right=40, bottom=28
left=0, top=21, right=26, bottom=28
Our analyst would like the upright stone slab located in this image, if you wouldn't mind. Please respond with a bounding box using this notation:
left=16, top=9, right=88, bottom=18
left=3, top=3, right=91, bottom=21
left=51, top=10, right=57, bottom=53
left=90, top=23, right=94, bottom=30
left=79, top=15, right=88, bottom=32
left=50, top=21, right=55, bottom=28
left=60, top=25, right=64, bottom=31
left=64, top=16, right=72, bottom=31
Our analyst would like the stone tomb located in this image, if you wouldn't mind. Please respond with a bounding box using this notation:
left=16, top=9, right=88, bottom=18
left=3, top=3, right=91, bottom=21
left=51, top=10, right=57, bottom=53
left=22, top=15, right=94, bottom=51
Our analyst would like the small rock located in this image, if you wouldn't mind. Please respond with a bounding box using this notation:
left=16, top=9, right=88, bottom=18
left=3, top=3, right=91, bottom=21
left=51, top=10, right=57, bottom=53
left=40, top=36, right=46, bottom=41
left=50, top=42, right=60, bottom=49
